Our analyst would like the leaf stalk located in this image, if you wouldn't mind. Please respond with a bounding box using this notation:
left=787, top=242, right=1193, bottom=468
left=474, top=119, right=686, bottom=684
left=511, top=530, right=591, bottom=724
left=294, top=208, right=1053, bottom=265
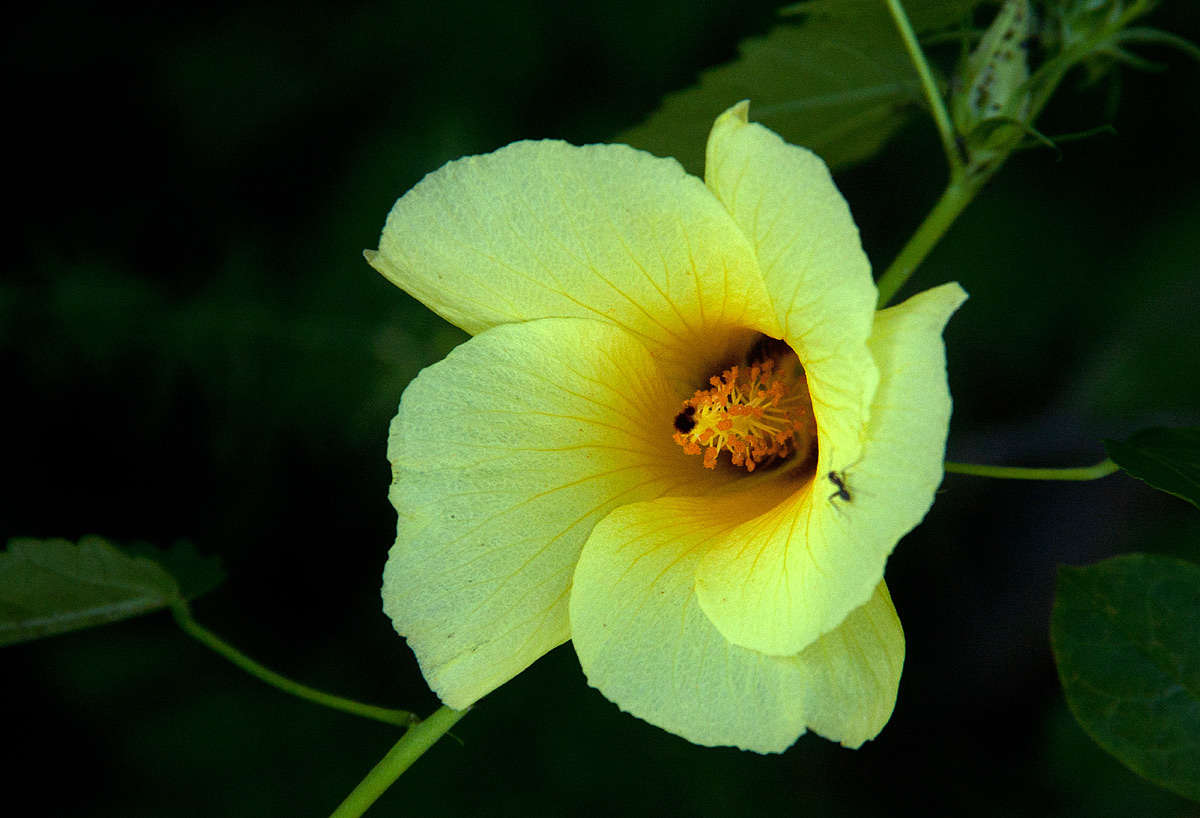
left=944, top=458, right=1120, bottom=481
left=170, top=603, right=417, bottom=728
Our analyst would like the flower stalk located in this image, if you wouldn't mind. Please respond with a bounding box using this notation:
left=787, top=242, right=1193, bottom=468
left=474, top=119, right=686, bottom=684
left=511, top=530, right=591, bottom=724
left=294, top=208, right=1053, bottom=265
left=877, top=0, right=1174, bottom=307
left=875, top=174, right=982, bottom=308
left=329, top=706, right=469, bottom=818
left=884, top=0, right=963, bottom=176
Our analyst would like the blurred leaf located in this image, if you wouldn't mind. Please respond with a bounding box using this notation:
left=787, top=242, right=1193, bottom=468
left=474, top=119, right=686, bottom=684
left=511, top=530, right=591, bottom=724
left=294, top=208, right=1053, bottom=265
left=1105, top=427, right=1200, bottom=510
left=619, top=0, right=979, bottom=174
left=1052, top=554, right=1200, bottom=803
left=0, top=536, right=182, bottom=646
left=1042, top=700, right=1199, bottom=818
left=122, top=540, right=225, bottom=601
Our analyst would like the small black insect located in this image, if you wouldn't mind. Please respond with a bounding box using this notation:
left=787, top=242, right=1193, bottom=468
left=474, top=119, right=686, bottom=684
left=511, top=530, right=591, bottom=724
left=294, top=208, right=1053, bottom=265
left=673, top=405, right=697, bottom=434
left=827, top=470, right=851, bottom=503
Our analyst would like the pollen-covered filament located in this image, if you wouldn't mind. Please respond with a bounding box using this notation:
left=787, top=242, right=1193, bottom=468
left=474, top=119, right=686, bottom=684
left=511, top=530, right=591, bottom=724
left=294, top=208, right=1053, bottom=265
left=673, top=358, right=814, bottom=472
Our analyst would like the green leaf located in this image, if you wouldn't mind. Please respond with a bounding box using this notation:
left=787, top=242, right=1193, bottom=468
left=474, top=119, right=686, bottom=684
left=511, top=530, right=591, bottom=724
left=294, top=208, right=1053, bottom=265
left=1051, top=554, right=1200, bottom=803
left=0, top=536, right=183, bottom=646
left=619, top=0, right=979, bottom=174
left=123, top=539, right=225, bottom=600
left=1105, top=427, right=1200, bottom=510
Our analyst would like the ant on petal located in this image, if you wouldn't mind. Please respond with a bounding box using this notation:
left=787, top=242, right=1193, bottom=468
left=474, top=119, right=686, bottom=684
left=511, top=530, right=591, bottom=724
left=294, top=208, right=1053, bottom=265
left=827, top=470, right=851, bottom=503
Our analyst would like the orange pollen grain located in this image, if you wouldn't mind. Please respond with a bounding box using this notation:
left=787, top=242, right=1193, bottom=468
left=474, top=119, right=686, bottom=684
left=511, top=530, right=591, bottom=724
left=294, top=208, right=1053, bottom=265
left=672, top=358, right=812, bottom=472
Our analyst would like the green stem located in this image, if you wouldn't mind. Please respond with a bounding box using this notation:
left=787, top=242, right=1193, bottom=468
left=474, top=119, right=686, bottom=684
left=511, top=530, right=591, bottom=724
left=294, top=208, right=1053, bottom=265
left=170, top=604, right=416, bottom=728
left=885, top=0, right=963, bottom=175
left=944, top=458, right=1119, bottom=481
left=330, top=705, right=469, bottom=818
left=876, top=175, right=982, bottom=308
left=877, top=0, right=1164, bottom=309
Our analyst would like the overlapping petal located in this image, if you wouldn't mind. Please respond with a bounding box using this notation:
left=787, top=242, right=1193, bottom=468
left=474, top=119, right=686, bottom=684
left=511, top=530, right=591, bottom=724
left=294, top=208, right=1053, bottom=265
left=705, top=101, right=879, bottom=472
left=366, top=138, right=782, bottom=384
left=569, top=495, right=808, bottom=752
left=787, top=581, right=904, bottom=748
left=383, top=317, right=708, bottom=708
left=693, top=283, right=966, bottom=656
left=571, top=493, right=905, bottom=751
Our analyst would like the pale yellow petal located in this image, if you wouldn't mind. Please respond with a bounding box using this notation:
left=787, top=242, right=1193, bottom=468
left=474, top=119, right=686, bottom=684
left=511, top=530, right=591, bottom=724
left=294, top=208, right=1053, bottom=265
left=788, top=581, right=905, bottom=748
left=367, top=139, right=781, bottom=377
left=570, top=495, right=811, bottom=753
left=705, top=101, right=879, bottom=472
left=383, top=317, right=699, bottom=708
left=828, top=282, right=970, bottom=559
left=695, top=283, right=966, bottom=656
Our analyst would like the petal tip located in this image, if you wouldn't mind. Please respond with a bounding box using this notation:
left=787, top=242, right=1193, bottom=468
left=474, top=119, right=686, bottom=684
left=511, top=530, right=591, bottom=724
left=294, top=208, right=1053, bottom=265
left=943, top=280, right=969, bottom=307
left=364, top=246, right=401, bottom=286
left=719, top=99, right=752, bottom=125
left=886, top=280, right=970, bottom=328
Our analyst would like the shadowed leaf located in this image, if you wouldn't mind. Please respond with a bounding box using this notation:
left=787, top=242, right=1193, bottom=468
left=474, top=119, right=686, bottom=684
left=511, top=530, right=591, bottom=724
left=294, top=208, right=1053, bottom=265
left=1, top=536, right=182, bottom=646
left=1105, top=426, right=1200, bottom=510
left=619, top=0, right=979, bottom=174
left=123, top=540, right=225, bottom=601
left=1052, top=554, right=1200, bottom=803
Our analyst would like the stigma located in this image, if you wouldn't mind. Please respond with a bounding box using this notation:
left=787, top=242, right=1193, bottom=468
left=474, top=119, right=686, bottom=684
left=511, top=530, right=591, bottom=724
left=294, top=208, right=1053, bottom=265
left=672, top=357, right=814, bottom=472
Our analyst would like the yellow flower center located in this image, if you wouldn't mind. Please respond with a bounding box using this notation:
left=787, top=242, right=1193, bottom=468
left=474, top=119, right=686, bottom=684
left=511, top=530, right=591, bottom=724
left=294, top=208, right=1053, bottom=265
left=673, top=354, right=815, bottom=472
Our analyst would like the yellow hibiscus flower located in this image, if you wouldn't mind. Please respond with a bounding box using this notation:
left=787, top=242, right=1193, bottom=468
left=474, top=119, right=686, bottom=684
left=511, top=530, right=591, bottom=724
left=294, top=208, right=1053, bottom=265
left=366, top=101, right=965, bottom=753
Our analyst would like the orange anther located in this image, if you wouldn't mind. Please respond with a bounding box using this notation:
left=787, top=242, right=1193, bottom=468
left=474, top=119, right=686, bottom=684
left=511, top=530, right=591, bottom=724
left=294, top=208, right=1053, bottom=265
left=672, top=350, right=815, bottom=472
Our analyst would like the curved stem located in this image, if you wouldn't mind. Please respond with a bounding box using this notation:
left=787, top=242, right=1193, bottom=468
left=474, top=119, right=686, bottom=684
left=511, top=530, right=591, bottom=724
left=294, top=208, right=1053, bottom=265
left=1119, top=28, right=1200, bottom=64
left=876, top=175, right=982, bottom=307
left=885, top=0, right=963, bottom=174
left=330, top=705, right=469, bottom=818
left=170, top=604, right=416, bottom=728
left=944, top=458, right=1119, bottom=481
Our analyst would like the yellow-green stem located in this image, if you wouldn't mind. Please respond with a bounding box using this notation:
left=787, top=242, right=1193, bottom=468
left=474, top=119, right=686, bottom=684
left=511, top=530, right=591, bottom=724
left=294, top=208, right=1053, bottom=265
left=876, top=175, right=982, bottom=307
left=944, top=458, right=1119, bottom=481
left=885, top=0, right=963, bottom=174
left=170, top=604, right=416, bottom=728
left=330, top=705, right=470, bottom=818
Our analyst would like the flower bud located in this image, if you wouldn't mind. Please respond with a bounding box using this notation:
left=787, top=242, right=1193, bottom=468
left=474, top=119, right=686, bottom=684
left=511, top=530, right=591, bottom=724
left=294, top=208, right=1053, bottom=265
left=952, top=0, right=1036, bottom=164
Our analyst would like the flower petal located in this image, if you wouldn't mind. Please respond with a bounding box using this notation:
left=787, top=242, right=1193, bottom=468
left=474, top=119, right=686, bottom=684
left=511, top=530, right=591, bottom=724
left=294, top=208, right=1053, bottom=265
left=570, top=495, right=810, bottom=753
left=366, top=139, right=781, bottom=375
left=571, top=495, right=906, bottom=752
left=694, top=283, right=966, bottom=655
left=383, top=317, right=705, bottom=708
left=704, top=101, right=880, bottom=472
left=787, top=581, right=905, bottom=749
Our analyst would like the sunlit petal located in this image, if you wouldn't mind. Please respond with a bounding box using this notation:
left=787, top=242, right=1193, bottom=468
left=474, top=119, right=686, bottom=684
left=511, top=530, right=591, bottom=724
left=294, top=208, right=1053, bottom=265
left=571, top=495, right=810, bottom=753
left=367, top=139, right=782, bottom=380
left=788, top=581, right=905, bottom=748
left=383, top=317, right=706, bottom=708
left=572, top=496, right=905, bottom=752
left=695, top=283, right=966, bottom=655
left=705, top=101, right=879, bottom=472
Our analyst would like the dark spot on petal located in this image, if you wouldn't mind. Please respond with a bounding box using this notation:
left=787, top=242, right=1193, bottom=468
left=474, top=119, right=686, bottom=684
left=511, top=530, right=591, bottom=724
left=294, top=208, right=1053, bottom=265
left=673, top=405, right=696, bottom=433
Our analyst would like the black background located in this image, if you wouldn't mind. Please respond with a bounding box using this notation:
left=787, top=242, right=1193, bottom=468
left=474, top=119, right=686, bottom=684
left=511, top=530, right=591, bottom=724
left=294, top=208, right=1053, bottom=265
left=4, top=1, right=1200, bottom=815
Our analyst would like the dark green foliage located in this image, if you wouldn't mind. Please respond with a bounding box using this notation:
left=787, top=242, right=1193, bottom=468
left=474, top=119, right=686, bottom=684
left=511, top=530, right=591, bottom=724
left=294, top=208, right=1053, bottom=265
left=0, top=537, right=181, bottom=646
left=1052, top=554, right=1200, bottom=802
left=120, top=540, right=226, bottom=601
left=620, top=0, right=979, bottom=173
left=1106, top=427, right=1200, bottom=510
